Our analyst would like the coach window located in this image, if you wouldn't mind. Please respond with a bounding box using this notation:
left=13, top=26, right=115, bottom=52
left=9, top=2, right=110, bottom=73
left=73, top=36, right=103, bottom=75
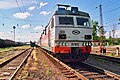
left=76, top=18, right=90, bottom=27
left=59, top=17, right=74, bottom=25
left=51, top=18, right=54, bottom=28
left=43, top=30, right=44, bottom=34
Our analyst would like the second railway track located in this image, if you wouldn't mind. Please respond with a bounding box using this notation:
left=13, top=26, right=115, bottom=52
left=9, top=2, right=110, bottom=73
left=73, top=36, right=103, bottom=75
left=0, top=48, right=33, bottom=80
left=90, top=54, right=120, bottom=63
left=41, top=47, right=120, bottom=80
left=67, top=62, right=120, bottom=80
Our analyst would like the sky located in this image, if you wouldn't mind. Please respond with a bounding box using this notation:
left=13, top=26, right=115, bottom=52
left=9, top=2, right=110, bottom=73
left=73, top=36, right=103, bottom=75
left=0, top=0, right=120, bottom=42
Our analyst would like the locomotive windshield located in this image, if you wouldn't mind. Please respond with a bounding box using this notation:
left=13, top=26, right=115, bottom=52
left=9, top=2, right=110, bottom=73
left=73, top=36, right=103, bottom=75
left=76, top=18, right=90, bottom=27
left=59, top=17, right=74, bottom=25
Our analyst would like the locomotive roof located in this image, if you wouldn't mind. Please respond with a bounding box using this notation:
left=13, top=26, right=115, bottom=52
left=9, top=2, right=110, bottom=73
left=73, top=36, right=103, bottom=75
left=54, top=4, right=90, bottom=17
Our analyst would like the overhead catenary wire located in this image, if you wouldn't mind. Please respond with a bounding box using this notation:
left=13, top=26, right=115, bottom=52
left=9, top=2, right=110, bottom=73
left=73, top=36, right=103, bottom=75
left=102, top=0, right=120, bottom=8
left=84, top=0, right=99, bottom=10
left=89, top=0, right=120, bottom=16
left=21, top=0, right=27, bottom=12
left=92, top=4, right=120, bottom=20
left=15, top=0, right=23, bottom=13
left=90, top=0, right=119, bottom=13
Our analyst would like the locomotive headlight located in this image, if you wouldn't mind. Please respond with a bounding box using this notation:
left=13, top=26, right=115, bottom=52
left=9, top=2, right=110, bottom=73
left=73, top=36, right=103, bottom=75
left=82, top=42, right=85, bottom=46
left=65, top=42, right=68, bottom=46
left=84, top=42, right=86, bottom=46
left=83, top=42, right=92, bottom=46
left=58, top=42, right=61, bottom=46
left=89, top=42, right=92, bottom=46
left=55, top=42, right=59, bottom=46
left=59, top=42, right=63, bottom=46
left=86, top=42, right=89, bottom=46
left=63, top=42, right=68, bottom=46
left=62, top=42, right=66, bottom=46
left=56, top=42, right=68, bottom=46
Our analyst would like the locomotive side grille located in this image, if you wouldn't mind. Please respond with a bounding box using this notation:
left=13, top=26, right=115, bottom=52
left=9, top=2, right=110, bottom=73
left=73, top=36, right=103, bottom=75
left=59, top=34, right=66, bottom=39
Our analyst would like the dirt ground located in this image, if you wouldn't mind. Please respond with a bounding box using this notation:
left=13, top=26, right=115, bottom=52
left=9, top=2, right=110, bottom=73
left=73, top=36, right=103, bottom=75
left=15, top=47, right=68, bottom=80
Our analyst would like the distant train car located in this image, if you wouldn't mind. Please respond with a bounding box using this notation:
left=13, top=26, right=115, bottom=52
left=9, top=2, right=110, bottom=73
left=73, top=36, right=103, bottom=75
left=38, top=4, right=92, bottom=62
left=30, top=41, right=36, bottom=47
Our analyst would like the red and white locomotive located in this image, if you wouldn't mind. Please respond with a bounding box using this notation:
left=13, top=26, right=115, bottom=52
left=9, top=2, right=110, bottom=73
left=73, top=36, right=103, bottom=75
left=38, top=4, right=92, bottom=62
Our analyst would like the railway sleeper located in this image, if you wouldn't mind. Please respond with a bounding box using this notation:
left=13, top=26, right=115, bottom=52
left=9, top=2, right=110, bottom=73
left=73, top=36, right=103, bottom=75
left=64, top=72, right=74, bottom=75
left=86, top=74, right=110, bottom=79
left=96, top=77, right=117, bottom=80
left=65, top=74, right=78, bottom=78
left=0, top=76, right=10, bottom=80
left=82, top=72, right=99, bottom=76
left=61, top=70, right=70, bottom=73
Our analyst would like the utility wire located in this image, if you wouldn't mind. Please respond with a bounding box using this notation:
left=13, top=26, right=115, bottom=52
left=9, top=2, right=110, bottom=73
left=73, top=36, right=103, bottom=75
left=92, top=5, right=120, bottom=20
left=21, top=0, right=27, bottom=12
left=63, top=0, right=67, bottom=4
left=102, top=0, right=120, bottom=8
left=15, top=0, right=28, bottom=25
left=15, top=0, right=23, bottom=13
left=89, top=0, right=120, bottom=14
left=84, top=0, right=98, bottom=10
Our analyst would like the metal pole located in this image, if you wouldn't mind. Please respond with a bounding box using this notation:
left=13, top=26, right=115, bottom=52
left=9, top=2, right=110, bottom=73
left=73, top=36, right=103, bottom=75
left=99, top=5, right=103, bottom=27
left=13, top=26, right=16, bottom=44
left=99, top=4, right=104, bottom=46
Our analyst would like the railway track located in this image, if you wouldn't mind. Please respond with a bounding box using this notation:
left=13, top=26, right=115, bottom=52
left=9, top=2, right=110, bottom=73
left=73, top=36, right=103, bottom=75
left=41, top=48, right=120, bottom=80
left=0, top=48, right=33, bottom=80
left=67, top=62, right=120, bottom=80
left=90, top=54, right=120, bottom=63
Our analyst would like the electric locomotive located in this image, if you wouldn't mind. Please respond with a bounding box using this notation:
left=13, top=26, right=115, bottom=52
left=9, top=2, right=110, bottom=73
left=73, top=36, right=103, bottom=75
left=39, top=4, right=92, bottom=62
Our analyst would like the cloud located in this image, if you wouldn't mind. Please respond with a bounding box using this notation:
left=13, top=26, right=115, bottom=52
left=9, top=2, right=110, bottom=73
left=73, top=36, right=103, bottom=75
left=104, top=32, right=109, bottom=39
left=32, top=1, right=38, bottom=4
left=13, top=12, right=31, bottom=19
left=21, top=24, right=31, bottom=29
left=0, top=32, right=5, bottom=35
left=33, top=26, right=43, bottom=30
left=105, top=29, right=120, bottom=38
left=0, top=31, right=12, bottom=40
left=39, top=2, right=48, bottom=8
left=40, top=11, right=51, bottom=16
left=0, top=1, right=16, bottom=9
left=115, top=30, right=120, bottom=38
left=28, top=6, right=36, bottom=11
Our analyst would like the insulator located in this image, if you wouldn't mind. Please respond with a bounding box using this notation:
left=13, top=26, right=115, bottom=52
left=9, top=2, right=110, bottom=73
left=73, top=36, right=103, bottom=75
left=2, top=23, right=4, bottom=26
left=17, top=24, right=19, bottom=26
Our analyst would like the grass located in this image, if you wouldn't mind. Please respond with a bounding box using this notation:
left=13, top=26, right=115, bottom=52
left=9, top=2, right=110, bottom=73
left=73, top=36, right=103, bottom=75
left=0, top=47, right=14, bottom=52
left=46, top=69, right=52, bottom=76
left=0, top=45, right=29, bottom=52
left=0, top=46, right=29, bottom=56
left=0, top=52, right=8, bottom=56
left=106, top=53, right=116, bottom=57
left=0, top=47, right=15, bottom=57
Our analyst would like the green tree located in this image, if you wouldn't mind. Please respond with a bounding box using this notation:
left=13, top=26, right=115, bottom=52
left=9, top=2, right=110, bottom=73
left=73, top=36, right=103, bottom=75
left=107, top=36, right=112, bottom=45
left=92, top=20, right=99, bottom=40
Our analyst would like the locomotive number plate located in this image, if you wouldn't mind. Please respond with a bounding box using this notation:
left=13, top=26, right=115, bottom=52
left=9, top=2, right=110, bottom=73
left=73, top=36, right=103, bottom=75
left=71, top=43, right=79, bottom=46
